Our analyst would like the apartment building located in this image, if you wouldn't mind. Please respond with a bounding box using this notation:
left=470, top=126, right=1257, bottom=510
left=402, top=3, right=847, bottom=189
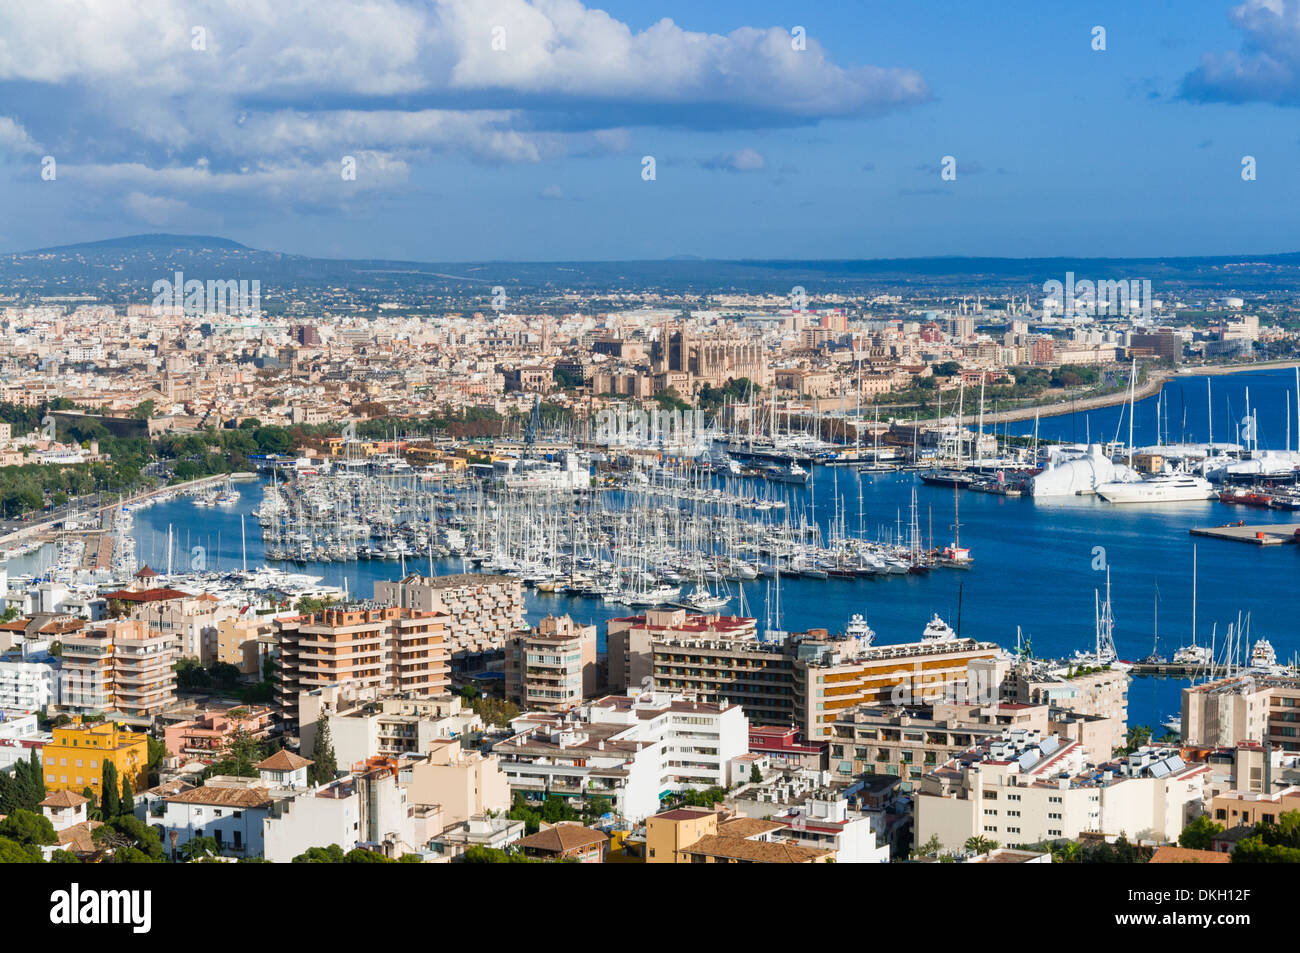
left=645, top=808, right=833, bottom=864
left=748, top=725, right=826, bottom=772
left=373, top=573, right=524, bottom=662
left=397, top=737, right=511, bottom=828
left=652, top=627, right=1000, bottom=743
left=770, top=789, right=891, bottom=863
left=1005, top=665, right=1130, bottom=754
left=0, top=655, right=61, bottom=711
left=504, top=614, right=598, bottom=711
left=1182, top=675, right=1300, bottom=750
left=0, top=710, right=47, bottom=770
left=495, top=691, right=749, bottom=822
left=205, top=615, right=275, bottom=675
left=274, top=603, right=450, bottom=726
left=915, top=731, right=1208, bottom=851
left=307, top=693, right=481, bottom=766
left=41, top=718, right=149, bottom=795
left=162, top=706, right=275, bottom=764
left=101, top=586, right=233, bottom=659
left=60, top=618, right=176, bottom=723
left=829, top=702, right=1051, bottom=792
left=607, top=609, right=757, bottom=692
left=1208, top=786, right=1300, bottom=829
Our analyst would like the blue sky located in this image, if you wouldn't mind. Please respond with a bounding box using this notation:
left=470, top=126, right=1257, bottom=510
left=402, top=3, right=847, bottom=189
left=0, top=0, right=1298, bottom=261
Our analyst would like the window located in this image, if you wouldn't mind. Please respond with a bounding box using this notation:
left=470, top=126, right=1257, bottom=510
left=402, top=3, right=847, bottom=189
left=649, top=848, right=656, bottom=858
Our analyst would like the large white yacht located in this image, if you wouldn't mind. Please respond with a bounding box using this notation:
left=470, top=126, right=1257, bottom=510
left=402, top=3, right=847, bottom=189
left=1096, top=471, right=1215, bottom=504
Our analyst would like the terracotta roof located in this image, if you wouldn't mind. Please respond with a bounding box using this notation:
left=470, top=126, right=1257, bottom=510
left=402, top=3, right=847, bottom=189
left=144, top=779, right=194, bottom=798
left=516, top=824, right=608, bottom=854
left=681, top=834, right=832, bottom=864
left=1149, top=846, right=1231, bottom=864
left=40, top=790, right=89, bottom=809
left=255, top=749, right=313, bottom=772
left=166, top=785, right=272, bottom=808
left=717, top=817, right=785, bottom=839
left=57, top=820, right=103, bottom=854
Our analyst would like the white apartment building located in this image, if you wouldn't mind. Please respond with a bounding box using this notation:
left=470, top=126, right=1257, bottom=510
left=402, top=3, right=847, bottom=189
left=0, top=710, right=47, bottom=770
left=0, top=657, right=61, bottom=711
left=915, top=730, right=1209, bottom=851
left=773, top=791, right=890, bottom=863
left=495, top=691, right=749, bottom=822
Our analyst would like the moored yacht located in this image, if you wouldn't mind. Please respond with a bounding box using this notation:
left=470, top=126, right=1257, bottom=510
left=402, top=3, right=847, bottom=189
left=1096, top=471, right=1215, bottom=504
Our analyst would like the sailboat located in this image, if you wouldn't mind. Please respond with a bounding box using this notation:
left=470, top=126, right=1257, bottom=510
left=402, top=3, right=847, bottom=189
left=936, top=482, right=972, bottom=567
left=1139, top=581, right=1167, bottom=664
left=1072, top=568, right=1131, bottom=671
left=1171, top=547, right=1212, bottom=666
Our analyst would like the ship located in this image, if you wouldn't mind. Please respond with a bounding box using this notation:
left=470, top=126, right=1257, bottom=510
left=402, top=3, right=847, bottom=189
left=765, top=462, right=810, bottom=485
left=1218, top=487, right=1273, bottom=507
left=846, top=613, right=876, bottom=646
left=1250, top=639, right=1278, bottom=671
left=921, top=614, right=958, bottom=642
left=1096, top=471, right=1216, bottom=504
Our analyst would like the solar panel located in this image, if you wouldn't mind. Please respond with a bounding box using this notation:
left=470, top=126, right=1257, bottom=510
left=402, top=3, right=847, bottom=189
left=1164, top=756, right=1185, bottom=773
left=1017, top=751, right=1038, bottom=770
left=1039, top=736, right=1059, bottom=756
left=1149, top=761, right=1170, bottom=778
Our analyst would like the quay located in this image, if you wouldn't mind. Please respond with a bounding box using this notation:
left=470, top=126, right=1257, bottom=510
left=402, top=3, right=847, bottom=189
left=1129, top=662, right=1208, bottom=678
left=1188, top=523, right=1300, bottom=546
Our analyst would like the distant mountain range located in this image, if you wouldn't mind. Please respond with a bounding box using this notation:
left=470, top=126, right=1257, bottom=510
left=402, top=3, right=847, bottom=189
left=4, top=233, right=1299, bottom=300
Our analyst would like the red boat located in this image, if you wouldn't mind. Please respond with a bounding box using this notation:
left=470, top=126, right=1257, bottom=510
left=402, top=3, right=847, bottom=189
left=1219, top=488, right=1273, bottom=507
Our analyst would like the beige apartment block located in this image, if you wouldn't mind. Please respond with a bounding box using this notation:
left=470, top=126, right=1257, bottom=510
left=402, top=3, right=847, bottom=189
left=275, top=603, right=450, bottom=726
left=505, top=615, right=598, bottom=711
left=60, top=618, right=176, bottom=723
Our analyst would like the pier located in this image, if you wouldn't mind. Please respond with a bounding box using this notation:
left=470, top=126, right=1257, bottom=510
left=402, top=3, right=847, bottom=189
left=1188, top=523, right=1300, bottom=546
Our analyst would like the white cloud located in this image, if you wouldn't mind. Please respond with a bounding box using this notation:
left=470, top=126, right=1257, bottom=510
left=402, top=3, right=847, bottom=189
left=0, top=115, right=40, bottom=154
left=1181, top=0, right=1300, bottom=104
left=0, top=1, right=929, bottom=206
left=703, top=148, right=767, bottom=172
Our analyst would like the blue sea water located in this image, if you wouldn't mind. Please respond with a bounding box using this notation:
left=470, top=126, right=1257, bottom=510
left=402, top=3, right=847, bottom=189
left=112, top=368, right=1298, bottom=735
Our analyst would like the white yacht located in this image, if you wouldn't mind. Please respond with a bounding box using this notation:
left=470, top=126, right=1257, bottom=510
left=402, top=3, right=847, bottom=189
left=1096, top=471, right=1215, bottom=504
left=846, top=613, right=876, bottom=646
left=682, top=586, right=730, bottom=612
left=1172, top=642, right=1213, bottom=666
left=921, top=614, right=958, bottom=642
left=1250, top=639, right=1278, bottom=671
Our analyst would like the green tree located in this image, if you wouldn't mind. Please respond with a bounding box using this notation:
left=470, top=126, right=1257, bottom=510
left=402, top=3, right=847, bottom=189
left=1179, top=815, right=1224, bottom=851
left=178, top=836, right=220, bottom=862
left=916, top=834, right=943, bottom=857
left=101, top=761, right=120, bottom=819
left=206, top=726, right=266, bottom=779
left=0, top=809, right=57, bottom=847
left=93, top=815, right=164, bottom=862
left=963, top=835, right=998, bottom=855
left=0, top=836, right=42, bottom=863
left=293, top=844, right=346, bottom=863
left=310, top=718, right=337, bottom=785
left=120, top=776, right=133, bottom=815
left=749, top=764, right=762, bottom=784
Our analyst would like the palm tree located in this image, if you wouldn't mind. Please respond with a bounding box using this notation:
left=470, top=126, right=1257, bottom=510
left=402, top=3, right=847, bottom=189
left=963, top=835, right=998, bottom=855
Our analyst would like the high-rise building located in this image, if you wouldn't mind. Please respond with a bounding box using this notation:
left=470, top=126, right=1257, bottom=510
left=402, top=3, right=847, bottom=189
left=60, top=619, right=176, bottom=723
left=504, top=615, right=598, bottom=711
left=275, top=603, right=450, bottom=726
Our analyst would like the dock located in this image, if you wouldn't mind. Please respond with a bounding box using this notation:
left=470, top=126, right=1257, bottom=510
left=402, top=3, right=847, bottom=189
left=1188, top=523, right=1300, bottom=546
left=1129, top=662, right=1209, bottom=678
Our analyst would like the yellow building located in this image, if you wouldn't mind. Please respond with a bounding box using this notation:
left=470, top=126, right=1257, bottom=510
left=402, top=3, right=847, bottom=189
left=42, top=719, right=149, bottom=796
